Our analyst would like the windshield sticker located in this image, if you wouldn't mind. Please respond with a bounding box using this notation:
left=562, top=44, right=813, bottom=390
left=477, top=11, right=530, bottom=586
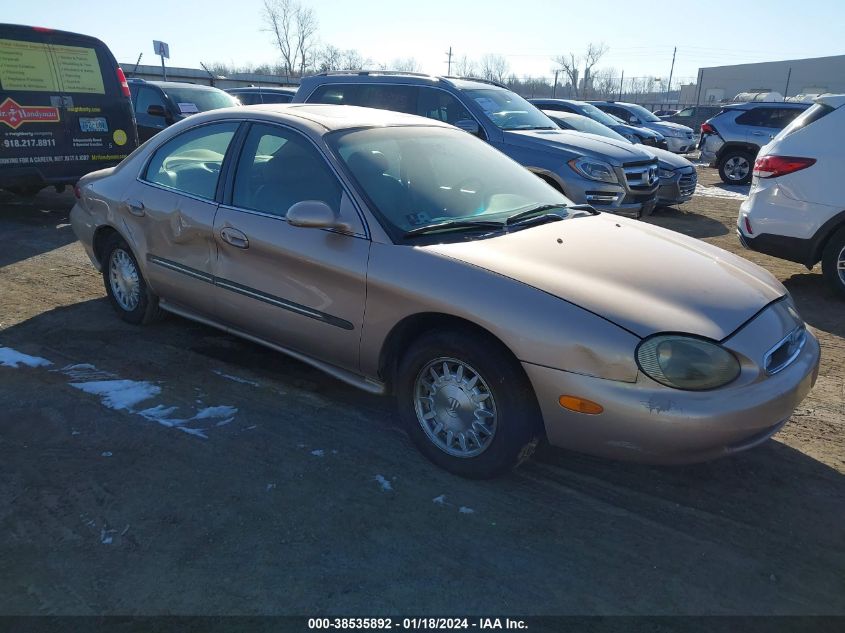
left=0, top=98, right=60, bottom=129
left=178, top=102, right=199, bottom=114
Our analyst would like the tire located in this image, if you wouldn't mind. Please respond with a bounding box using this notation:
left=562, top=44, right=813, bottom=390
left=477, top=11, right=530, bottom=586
left=821, top=226, right=845, bottom=299
left=718, top=149, right=755, bottom=185
left=101, top=233, right=163, bottom=325
left=395, top=328, right=543, bottom=479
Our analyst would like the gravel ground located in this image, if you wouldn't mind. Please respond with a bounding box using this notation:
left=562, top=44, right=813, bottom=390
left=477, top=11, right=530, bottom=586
left=0, top=167, right=843, bottom=616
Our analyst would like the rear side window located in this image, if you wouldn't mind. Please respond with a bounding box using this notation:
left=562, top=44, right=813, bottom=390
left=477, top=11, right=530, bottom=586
left=260, top=92, right=293, bottom=104
left=0, top=37, right=110, bottom=95
left=309, top=84, right=364, bottom=105
left=779, top=103, right=836, bottom=138
left=417, top=88, right=472, bottom=124
left=232, top=92, right=260, bottom=105
left=143, top=122, right=239, bottom=199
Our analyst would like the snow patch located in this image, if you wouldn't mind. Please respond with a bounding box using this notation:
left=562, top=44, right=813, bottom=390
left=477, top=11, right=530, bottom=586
left=0, top=347, right=52, bottom=368
left=101, top=451, right=112, bottom=457
left=374, top=475, right=393, bottom=492
left=694, top=184, right=748, bottom=200
left=70, top=380, right=161, bottom=411
left=57, top=363, right=115, bottom=381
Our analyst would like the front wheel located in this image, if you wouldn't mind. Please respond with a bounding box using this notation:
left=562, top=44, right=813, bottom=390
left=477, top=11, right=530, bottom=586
left=822, top=226, right=845, bottom=299
left=395, top=329, right=543, bottom=479
left=101, top=233, right=163, bottom=324
left=718, top=149, right=754, bottom=184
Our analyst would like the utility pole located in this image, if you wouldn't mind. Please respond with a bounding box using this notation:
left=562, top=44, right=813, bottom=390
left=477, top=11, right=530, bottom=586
left=665, top=46, right=676, bottom=103
left=552, top=69, right=559, bottom=98
left=784, top=67, right=792, bottom=98
left=618, top=69, right=624, bottom=101
left=445, top=46, right=453, bottom=75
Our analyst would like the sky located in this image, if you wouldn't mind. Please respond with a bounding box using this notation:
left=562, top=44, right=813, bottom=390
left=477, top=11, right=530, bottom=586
left=6, top=0, right=845, bottom=84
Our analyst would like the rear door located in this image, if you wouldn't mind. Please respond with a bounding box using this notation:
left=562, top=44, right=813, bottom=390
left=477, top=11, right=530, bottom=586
left=122, top=120, right=240, bottom=318
left=212, top=122, right=369, bottom=371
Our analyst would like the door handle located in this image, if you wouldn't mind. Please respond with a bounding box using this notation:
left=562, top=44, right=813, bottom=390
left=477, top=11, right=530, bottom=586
left=127, top=199, right=145, bottom=216
left=220, top=227, right=249, bottom=249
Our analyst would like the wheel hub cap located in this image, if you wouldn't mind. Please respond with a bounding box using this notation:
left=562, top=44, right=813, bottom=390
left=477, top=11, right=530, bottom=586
left=725, top=157, right=749, bottom=180
left=414, top=358, right=497, bottom=458
left=109, top=249, right=140, bottom=311
left=838, top=245, right=845, bottom=285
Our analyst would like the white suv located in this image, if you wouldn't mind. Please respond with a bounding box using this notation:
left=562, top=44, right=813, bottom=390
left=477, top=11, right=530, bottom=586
left=738, top=94, right=845, bottom=297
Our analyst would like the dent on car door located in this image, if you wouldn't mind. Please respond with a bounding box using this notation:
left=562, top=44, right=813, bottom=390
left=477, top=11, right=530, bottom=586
left=124, top=121, right=240, bottom=317
left=212, top=123, right=370, bottom=371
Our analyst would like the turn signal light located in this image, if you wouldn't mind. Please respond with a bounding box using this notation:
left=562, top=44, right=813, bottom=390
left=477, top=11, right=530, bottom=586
left=559, top=395, right=604, bottom=415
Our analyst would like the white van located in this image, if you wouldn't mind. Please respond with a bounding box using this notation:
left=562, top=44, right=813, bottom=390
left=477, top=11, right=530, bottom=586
left=738, top=94, right=845, bottom=297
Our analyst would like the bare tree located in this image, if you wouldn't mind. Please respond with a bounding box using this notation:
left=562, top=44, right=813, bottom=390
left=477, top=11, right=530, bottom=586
left=594, top=67, right=618, bottom=99
left=316, top=44, right=343, bottom=72
left=581, top=42, right=607, bottom=98
left=263, top=0, right=319, bottom=78
left=391, top=57, right=421, bottom=72
left=453, top=55, right=477, bottom=77
left=340, top=48, right=369, bottom=70
left=479, top=54, right=509, bottom=83
left=552, top=53, right=580, bottom=98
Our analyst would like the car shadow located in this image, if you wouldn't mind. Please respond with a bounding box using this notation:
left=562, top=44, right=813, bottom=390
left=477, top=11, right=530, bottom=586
left=783, top=272, right=845, bottom=338
left=0, top=188, right=78, bottom=268
left=646, top=206, right=729, bottom=239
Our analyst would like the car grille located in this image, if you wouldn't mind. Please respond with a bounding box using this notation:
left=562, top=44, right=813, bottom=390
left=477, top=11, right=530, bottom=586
left=679, top=170, right=697, bottom=197
left=623, top=161, right=659, bottom=191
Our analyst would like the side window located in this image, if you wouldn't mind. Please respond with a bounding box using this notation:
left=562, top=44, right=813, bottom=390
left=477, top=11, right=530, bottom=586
left=309, top=84, right=363, bottom=105
left=768, top=108, right=804, bottom=129
left=135, top=86, right=167, bottom=116
left=736, top=108, right=771, bottom=127
left=232, top=123, right=342, bottom=217
left=233, top=92, right=259, bottom=105
left=143, top=122, right=239, bottom=199
left=360, top=85, right=418, bottom=114
left=612, top=106, right=636, bottom=122
left=417, top=88, right=473, bottom=124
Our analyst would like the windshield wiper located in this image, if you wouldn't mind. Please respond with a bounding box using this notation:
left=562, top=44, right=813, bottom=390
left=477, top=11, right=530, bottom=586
left=505, top=204, right=568, bottom=226
left=403, top=219, right=504, bottom=238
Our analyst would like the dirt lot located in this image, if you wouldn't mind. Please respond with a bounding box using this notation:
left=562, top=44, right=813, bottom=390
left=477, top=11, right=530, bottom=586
left=0, top=168, right=843, bottom=616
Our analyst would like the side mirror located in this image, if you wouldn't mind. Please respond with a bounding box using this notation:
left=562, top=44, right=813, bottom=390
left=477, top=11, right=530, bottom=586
left=286, top=200, right=351, bottom=232
left=147, top=104, right=167, bottom=117
left=454, top=119, right=480, bottom=135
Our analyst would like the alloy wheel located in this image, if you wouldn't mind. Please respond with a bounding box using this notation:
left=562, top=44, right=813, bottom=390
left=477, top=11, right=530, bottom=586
left=109, top=248, right=141, bottom=311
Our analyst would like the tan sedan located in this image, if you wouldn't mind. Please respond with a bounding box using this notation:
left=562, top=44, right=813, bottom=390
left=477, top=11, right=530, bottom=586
left=70, top=104, right=820, bottom=478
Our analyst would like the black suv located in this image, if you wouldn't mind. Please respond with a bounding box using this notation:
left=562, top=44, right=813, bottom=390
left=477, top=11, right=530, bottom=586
left=127, top=79, right=239, bottom=142
left=225, top=86, right=297, bottom=105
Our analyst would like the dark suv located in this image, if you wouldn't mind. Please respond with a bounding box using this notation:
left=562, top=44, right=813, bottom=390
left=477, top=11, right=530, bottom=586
left=225, top=86, right=297, bottom=105
left=127, top=79, right=239, bottom=142
left=699, top=102, right=810, bottom=184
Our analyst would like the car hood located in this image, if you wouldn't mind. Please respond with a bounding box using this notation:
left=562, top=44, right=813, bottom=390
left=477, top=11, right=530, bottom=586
left=616, top=124, right=662, bottom=140
left=641, top=145, right=694, bottom=169
left=503, top=129, right=654, bottom=164
left=647, top=120, right=694, bottom=135
left=422, top=214, right=785, bottom=340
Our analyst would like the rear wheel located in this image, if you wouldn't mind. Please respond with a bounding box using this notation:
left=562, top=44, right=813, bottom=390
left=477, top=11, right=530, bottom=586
left=822, top=226, right=845, bottom=299
left=101, top=233, right=163, bottom=324
left=718, top=149, right=754, bottom=184
left=396, top=329, right=542, bottom=479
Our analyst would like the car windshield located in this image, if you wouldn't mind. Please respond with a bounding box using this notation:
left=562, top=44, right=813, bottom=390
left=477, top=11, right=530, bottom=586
left=465, top=89, right=556, bottom=130
left=578, top=102, right=624, bottom=127
left=328, top=126, right=573, bottom=240
left=549, top=114, right=629, bottom=143
left=163, top=86, right=239, bottom=113
left=624, top=104, right=662, bottom=122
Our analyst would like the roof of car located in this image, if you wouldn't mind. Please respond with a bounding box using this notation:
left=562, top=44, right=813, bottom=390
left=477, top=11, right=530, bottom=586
left=238, top=103, right=455, bottom=131
left=724, top=101, right=810, bottom=110
left=227, top=86, right=298, bottom=93
left=140, top=80, right=226, bottom=91
left=299, top=71, right=505, bottom=92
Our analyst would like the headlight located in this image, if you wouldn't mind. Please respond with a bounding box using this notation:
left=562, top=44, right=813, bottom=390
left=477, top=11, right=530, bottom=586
left=636, top=335, right=740, bottom=390
left=662, top=129, right=683, bottom=138
left=568, top=157, right=618, bottom=184
left=658, top=164, right=674, bottom=179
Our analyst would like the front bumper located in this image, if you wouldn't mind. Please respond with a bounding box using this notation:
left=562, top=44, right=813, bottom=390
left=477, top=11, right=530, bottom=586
left=559, top=173, right=656, bottom=218
left=522, top=330, right=820, bottom=464
left=664, top=135, right=697, bottom=154
left=656, top=168, right=697, bottom=206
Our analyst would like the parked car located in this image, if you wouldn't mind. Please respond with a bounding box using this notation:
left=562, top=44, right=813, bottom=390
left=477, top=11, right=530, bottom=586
left=127, top=79, right=239, bottom=142
left=0, top=23, right=138, bottom=196
left=660, top=105, right=722, bottom=132
left=529, top=98, right=668, bottom=149
left=225, top=86, right=297, bottom=105
left=738, top=94, right=845, bottom=297
left=653, top=108, right=678, bottom=117
left=543, top=111, right=696, bottom=209
left=295, top=73, right=659, bottom=217
left=699, top=102, right=810, bottom=184
left=70, top=104, right=820, bottom=477
left=589, top=101, right=696, bottom=153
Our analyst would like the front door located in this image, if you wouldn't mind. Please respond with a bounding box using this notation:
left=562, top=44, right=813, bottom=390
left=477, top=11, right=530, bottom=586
left=123, top=120, right=239, bottom=317
left=212, top=122, right=370, bottom=372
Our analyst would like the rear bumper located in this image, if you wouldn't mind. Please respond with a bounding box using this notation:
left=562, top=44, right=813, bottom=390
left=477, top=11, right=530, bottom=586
left=522, top=331, right=820, bottom=464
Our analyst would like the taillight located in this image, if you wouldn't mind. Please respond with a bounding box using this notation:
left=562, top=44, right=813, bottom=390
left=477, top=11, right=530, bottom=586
left=753, top=155, right=816, bottom=179
left=73, top=184, right=82, bottom=199
left=700, top=122, right=715, bottom=135
left=116, top=67, right=131, bottom=98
